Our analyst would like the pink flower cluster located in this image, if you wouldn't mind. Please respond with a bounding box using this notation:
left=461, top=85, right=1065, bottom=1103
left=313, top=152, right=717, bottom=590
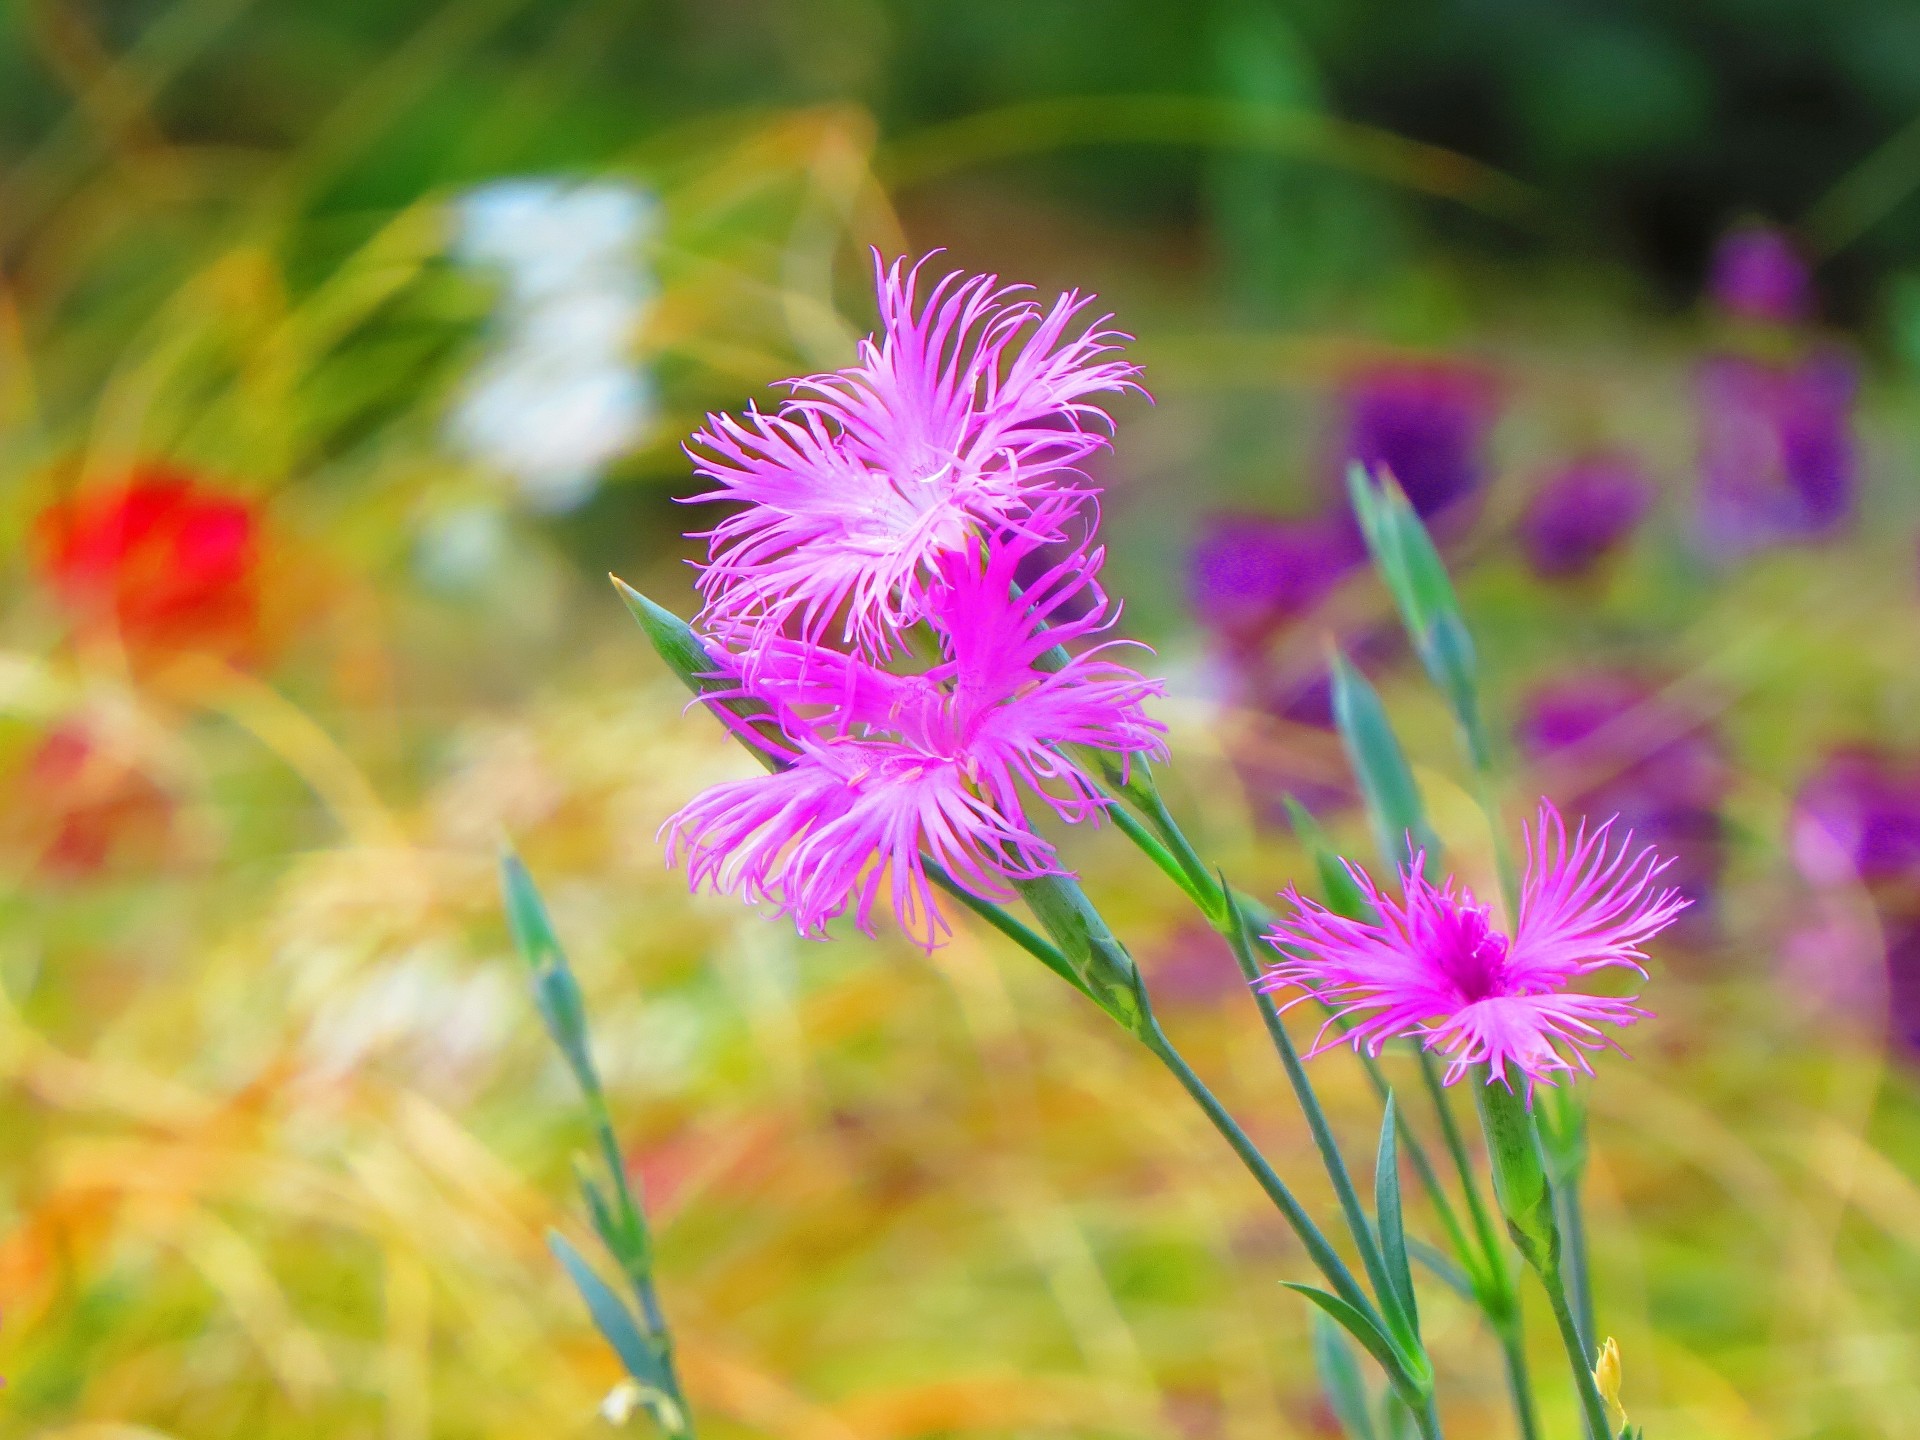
left=666, top=255, right=1162, bottom=948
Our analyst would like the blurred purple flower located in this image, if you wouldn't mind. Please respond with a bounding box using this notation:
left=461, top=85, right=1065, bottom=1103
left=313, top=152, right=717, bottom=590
left=1519, top=453, right=1655, bottom=579
left=1791, top=750, right=1920, bottom=891
left=1708, top=223, right=1811, bottom=325
left=1790, top=750, right=1920, bottom=1055
left=1188, top=513, right=1361, bottom=648
left=1341, top=361, right=1500, bottom=524
left=1516, top=672, right=1728, bottom=944
left=1144, top=921, right=1247, bottom=1008
left=1695, top=348, right=1857, bottom=557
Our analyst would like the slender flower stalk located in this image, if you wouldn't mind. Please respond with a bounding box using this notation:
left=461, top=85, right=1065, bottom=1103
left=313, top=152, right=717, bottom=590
left=1259, top=804, right=1682, bottom=1438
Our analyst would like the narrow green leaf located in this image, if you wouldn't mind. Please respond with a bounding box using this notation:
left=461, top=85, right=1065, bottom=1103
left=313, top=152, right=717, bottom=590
left=501, top=850, right=603, bottom=1099
left=1344, top=466, right=1492, bottom=773
left=1404, top=1236, right=1477, bottom=1301
left=1281, top=794, right=1378, bottom=921
left=549, top=1231, right=671, bottom=1390
left=1328, top=653, right=1438, bottom=877
left=578, top=1163, right=650, bottom=1279
left=1312, top=1314, right=1380, bottom=1440
left=1281, top=1282, right=1417, bottom=1393
left=501, top=849, right=564, bottom=972
left=611, top=576, right=730, bottom=701
left=611, top=576, right=785, bottom=774
left=1374, top=1093, right=1419, bottom=1332
left=533, top=965, right=600, bottom=1099
left=1344, top=464, right=1458, bottom=644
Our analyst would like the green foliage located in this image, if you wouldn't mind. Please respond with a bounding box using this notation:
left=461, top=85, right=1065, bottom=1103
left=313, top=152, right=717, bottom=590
left=1312, top=1313, right=1380, bottom=1440
left=500, top=850, right=692, bottom=1439
left=1328, top=652, right=1440, bottom=877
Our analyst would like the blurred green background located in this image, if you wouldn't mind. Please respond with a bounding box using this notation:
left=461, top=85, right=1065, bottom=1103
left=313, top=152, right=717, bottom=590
left=7, top=2, right=1920, bottom=1437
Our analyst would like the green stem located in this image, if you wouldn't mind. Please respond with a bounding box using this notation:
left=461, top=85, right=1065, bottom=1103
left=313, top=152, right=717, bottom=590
left=1555, top=1179, right=1595, bottom=1363
left=1496, top=1320, right=1543, bottom=1440
left=1542, top=1264, right=1612, bottom=1440
left=1415, top=1057, right=1539, bottom=1440
left=566, top=1028, right=694, bottom=1436
left=1137, top=1019, right=1395, bottom=1350
left=1131, top=783, right=1465, bottom=1269
left=1105, top=796, right=1214, bottom=912
left=584, top=1093, right=676, bottom=1344
left=944, top=851, right=1430, bottom=1418
left=1217, top=895, right=1418, bottom=1345
left=1416, top=1052, right=1509, bottom=1293
left=1137, top=778, right=1232, bottom=921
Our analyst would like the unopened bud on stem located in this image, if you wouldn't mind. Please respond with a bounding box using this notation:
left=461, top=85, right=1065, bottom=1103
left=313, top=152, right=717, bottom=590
left=1475, top=1075, right=1560, bottom=1276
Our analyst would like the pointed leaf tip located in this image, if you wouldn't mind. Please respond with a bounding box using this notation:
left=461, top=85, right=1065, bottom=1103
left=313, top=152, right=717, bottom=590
left=1327, top=653, right=1439, bottom=877
left=610, top=576, right=732, bottom=702
left=548, top=1231, right=672, bottom=1391
left=500, top=849, right=563, bottom=972
left=1281, top=1282, right=1415, bottom=1391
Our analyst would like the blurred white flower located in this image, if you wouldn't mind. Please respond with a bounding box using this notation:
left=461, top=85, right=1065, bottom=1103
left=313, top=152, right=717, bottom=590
left=449, top=178, right=659, bottom=512
left=599, top=1379, right=644, bottom=1425
left=415, top=502, right=510, bottom=591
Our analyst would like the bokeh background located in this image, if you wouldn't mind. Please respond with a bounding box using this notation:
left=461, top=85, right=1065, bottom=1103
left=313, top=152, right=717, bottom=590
left=8, top=2, right=1920, bottom=1436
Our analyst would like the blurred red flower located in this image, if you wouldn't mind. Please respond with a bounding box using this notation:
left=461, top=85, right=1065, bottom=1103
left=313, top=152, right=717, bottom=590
left=36, top=468, right=262, bottom=662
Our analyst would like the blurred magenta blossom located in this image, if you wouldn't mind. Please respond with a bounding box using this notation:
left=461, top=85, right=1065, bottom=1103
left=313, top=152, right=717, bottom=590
left=1187, top=512, right=1360, bottom=648
left=1695, top=348, right=1857, bottom=556
left=1340, top=360, right=1499, bottom=527
left=1708, top=222, right=1811, bottom=325
left=1791, top=750, right=1920, bottom=1053
left=1517, top=672, right=1728, bottom=943
left=1519, top=452, right=1654, bottom=580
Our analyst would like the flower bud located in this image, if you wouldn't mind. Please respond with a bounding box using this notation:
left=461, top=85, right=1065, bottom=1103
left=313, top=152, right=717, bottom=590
left=1475, top=1077, right=1560, bottom=1275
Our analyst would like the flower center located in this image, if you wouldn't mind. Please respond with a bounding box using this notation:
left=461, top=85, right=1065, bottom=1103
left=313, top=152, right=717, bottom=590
left=1429, top=902, right=1511, bottom=1004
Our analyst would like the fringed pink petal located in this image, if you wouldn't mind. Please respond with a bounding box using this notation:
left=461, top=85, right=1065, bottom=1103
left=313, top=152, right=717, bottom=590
left=1259, top=802, right=1675, bottom=1094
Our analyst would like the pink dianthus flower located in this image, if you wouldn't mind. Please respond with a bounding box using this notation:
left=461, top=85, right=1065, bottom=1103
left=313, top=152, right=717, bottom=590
left=664, top=524, right=1165, bottom=949
left=688, top=253, right=1141, bottom=660
left=1258, top=803, right=1686, bottom=1094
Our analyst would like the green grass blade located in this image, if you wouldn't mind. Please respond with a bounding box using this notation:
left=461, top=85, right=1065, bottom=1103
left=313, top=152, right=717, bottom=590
left=1281, top=1283, right=1420, bottom=1397
left=1329, top=653, right=1439, bottom=877
left=548, top=1231, right=671, bottom=1391
left=1313, top=1313, right=1381, bottom=1440
left=1375, top=1093, right=1420, bottom=1332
